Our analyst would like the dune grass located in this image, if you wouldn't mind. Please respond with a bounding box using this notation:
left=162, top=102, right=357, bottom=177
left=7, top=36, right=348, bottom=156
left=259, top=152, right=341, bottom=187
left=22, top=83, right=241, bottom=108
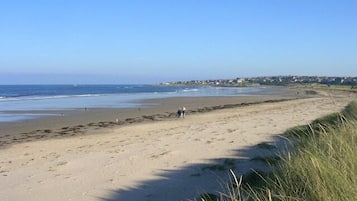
left=203, top=100, right=357, bottom=201
left=300, top=84, right=357, bottom=93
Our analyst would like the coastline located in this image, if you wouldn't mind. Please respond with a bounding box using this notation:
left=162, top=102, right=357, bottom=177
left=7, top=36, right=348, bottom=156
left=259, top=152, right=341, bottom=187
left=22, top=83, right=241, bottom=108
left=0, top=91, right=302, bottom=147
left=0, top=89, right=355, bottom=201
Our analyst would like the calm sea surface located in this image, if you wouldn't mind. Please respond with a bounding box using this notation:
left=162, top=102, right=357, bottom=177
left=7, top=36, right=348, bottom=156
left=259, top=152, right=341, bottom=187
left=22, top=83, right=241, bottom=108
left=0, top=85, right=282, bottom=122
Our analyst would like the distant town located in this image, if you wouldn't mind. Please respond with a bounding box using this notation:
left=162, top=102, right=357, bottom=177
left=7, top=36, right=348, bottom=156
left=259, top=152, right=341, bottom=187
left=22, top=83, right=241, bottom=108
left=161, top=76, right=357, bottom=87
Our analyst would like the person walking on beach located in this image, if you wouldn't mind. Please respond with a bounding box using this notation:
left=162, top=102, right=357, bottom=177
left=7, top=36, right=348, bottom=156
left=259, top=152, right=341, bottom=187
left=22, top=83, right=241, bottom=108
left=177, top=107, right=182, bottom=118
left=182, top=106, right=186, bottom=118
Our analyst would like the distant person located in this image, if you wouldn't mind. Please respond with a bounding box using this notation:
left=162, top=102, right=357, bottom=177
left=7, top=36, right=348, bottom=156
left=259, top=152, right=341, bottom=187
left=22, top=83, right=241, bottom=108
left=177, top=108, right=182, bottom=118
left=182, top=106, right=186, bottom=118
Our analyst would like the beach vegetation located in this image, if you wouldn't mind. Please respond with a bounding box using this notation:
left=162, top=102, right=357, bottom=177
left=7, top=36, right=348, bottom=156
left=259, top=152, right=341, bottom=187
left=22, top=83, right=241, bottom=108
left=201, top=100, right=357, bottom=201
left=310, top=84, right=357, bottom=93
left=249, top=156, right=281, bottom=165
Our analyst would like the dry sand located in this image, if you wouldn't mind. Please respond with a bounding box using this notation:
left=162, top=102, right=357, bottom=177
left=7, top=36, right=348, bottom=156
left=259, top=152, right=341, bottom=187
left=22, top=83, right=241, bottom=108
left=0, top=91, right=355, bottom=201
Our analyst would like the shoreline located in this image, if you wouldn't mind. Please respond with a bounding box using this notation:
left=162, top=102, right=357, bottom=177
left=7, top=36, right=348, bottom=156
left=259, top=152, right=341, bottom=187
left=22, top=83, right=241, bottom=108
left=0, top=92, right=304, bottom=148
left=0, top=92, right=355, bottom=201
left=0, top=93, right=355, bottom=201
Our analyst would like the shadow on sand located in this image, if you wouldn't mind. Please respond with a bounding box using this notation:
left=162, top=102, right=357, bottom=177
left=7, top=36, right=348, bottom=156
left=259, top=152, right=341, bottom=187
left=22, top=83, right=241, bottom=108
left=99, top=134, right=292, bottom=201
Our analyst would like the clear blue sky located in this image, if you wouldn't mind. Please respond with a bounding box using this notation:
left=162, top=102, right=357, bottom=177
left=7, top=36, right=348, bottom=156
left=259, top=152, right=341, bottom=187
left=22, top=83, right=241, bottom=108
left=0, top=0, right=356, bottom=84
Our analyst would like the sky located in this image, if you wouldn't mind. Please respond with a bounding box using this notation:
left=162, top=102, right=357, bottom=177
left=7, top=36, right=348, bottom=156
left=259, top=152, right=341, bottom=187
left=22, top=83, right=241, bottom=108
left=0, top=0, right=356, bottom=84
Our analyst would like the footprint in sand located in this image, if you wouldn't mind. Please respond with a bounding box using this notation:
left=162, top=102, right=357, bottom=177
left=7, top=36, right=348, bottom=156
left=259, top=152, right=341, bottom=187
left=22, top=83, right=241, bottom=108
left=0, top=169, right=9, bottom=176
left=77, top=145, right=93, bottom=149
left=97, top=140, right=111, bottom=146
left=48, top=161, right=68, bottom=172
left=227, top=128, right=237, bottom=133
left=150, top=151, right=172, bottom=159
left=56, top=161, right=68, bottom=166
left=42, top=152, right=61, bottom=161
left=108, top=149, right=124, bottom=154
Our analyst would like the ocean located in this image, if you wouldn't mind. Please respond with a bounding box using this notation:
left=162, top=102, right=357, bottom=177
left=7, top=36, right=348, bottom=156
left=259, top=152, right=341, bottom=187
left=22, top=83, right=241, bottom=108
left=0, top=84, right=281, bottom=122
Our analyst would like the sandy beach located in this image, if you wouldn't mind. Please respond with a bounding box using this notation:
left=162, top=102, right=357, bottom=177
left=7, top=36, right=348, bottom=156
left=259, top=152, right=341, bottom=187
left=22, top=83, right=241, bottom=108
left=0, top=88, right=301, bottom=147
left=0, top=90, right=355, bottom=201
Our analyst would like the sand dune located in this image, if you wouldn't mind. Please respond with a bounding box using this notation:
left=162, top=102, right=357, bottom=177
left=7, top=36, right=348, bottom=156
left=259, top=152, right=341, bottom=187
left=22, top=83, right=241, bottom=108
left=0, top=94, right=354, bottom=201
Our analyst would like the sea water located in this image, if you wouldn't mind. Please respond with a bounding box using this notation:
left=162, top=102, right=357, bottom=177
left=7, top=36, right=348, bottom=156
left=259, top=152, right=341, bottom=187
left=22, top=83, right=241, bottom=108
left=0, top=85, right=280, bottom=122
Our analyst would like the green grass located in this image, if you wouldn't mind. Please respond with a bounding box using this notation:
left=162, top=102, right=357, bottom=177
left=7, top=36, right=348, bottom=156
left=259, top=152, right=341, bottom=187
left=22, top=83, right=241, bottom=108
left=202, top=100, right=357, bottom=201
left=300, top=84, right=357, bottom=93
left=250, top=156, right=281, bottom=165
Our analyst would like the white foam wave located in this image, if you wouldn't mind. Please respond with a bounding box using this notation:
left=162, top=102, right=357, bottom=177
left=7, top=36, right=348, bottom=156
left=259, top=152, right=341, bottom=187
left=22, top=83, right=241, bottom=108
left=0, top=94, right=105, bottom=102
left=181, top=88, right=199, bottom=92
